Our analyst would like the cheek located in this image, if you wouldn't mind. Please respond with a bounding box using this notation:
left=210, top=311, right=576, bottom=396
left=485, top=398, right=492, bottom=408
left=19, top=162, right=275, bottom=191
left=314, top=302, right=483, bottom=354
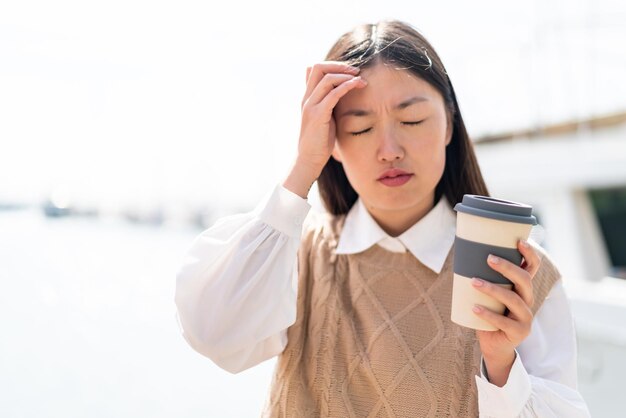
left=414, top=120, right=449, bottom=157
left=335, top=138, right=368, bottom=166
left=342, top=157, right=368, bottom=186
left=431, top=144, right=448, bottom=179
left=336, top=150, right=372, bottom=192
left=410, top=138, right=447, bottom=179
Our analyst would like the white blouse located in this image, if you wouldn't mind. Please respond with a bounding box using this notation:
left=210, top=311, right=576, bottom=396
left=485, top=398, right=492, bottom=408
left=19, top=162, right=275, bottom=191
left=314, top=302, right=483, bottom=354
left=175, top=184, right=591, bottom=417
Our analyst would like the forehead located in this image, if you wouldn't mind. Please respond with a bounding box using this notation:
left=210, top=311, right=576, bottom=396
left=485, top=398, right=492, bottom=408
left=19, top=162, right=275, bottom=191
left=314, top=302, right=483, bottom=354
left=335, top=63, right=441, bottom=110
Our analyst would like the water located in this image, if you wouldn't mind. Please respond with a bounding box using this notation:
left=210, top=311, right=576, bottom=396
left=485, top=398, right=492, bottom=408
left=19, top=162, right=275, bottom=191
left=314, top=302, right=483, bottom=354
left=0, top=209, right=275, bottom=417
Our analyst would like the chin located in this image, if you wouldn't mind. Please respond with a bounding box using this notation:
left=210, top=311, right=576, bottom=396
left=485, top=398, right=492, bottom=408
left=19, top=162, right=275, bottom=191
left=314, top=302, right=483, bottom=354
left=369, top=194, right=429, bottom=212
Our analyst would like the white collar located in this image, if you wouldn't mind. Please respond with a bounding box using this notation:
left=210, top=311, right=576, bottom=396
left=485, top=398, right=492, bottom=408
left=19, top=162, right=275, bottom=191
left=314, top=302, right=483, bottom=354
left=335, top=196, right=457, bottom=274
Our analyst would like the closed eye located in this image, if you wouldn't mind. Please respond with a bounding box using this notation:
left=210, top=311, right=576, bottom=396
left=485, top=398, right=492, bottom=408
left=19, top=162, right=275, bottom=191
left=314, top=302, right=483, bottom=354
left=350, top=120, right=424, bottom=136
left=350, top=128, right=371, bottom=136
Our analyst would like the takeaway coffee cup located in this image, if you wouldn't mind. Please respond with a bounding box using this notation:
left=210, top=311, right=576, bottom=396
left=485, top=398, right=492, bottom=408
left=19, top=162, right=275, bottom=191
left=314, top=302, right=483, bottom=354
left=451, top=195, right=537, bottom=331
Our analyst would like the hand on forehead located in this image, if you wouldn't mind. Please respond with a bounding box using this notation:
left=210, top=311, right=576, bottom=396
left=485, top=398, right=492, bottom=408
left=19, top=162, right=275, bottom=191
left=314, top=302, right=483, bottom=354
left=334, top=63, right=439, bottom=119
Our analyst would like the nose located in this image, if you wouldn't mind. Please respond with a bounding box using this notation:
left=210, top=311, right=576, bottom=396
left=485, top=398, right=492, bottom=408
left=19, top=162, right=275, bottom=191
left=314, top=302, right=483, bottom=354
left=377, top=127, right=404, bottom=162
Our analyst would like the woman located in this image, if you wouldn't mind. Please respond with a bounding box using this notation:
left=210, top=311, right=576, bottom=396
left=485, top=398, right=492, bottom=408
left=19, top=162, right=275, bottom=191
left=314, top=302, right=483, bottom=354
left=175, top=19, right=590, bottom=417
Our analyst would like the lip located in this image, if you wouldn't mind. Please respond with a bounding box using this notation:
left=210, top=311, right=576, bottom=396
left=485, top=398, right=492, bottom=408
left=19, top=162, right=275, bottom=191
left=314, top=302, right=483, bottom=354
left=377, top=168, right=414, bottom=187
left=377, top=168, right=413, bottom=180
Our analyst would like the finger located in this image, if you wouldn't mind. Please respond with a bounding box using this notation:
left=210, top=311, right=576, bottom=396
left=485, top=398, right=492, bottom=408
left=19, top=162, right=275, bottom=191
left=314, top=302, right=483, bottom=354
left=305, top=73, right=363, bottom=107
left=487, top=255, right=534, bottom=307
left=306, top=66, right=312, bottom=84
left=518, top=239, right=541, bottom=277
left=303, top=62, right=360, bottom=102
left=471, top=278, right=533, bottom=323
left=472, top=304, right=519, bottom=333
left=319, top=76, right=367, bottom=115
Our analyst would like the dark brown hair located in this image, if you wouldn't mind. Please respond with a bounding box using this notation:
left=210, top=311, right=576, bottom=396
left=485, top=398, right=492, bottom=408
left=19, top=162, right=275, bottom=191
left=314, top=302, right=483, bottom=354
left=317, top=20, right=490, bottom=214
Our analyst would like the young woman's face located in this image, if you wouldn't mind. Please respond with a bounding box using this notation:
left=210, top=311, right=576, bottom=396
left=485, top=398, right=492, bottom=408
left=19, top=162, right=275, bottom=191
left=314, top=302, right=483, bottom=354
left=332, top=62, right=452, bottom=232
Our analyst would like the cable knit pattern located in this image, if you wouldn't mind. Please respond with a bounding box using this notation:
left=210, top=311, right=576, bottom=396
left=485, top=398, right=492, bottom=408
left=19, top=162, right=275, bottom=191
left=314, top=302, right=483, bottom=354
left=262, top=213, right=560, bottom=417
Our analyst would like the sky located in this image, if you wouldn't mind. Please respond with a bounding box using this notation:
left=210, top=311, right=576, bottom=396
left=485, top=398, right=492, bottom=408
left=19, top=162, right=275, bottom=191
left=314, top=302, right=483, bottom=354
left=1, top=0, right=624, bottom=215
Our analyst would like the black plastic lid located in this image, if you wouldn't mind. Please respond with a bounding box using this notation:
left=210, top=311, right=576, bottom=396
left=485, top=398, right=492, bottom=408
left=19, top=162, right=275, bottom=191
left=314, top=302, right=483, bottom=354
left=453, top=194, right=537, bottom=225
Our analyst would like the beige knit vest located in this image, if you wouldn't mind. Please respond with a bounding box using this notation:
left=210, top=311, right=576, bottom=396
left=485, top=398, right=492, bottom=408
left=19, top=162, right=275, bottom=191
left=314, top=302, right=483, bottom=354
left=262, top=212, right=561, bottom=417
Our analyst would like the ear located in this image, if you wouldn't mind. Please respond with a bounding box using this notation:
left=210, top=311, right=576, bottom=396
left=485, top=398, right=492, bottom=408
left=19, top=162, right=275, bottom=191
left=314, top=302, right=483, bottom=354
left=445, top=117, right=453, bottom=146
left=331, top=143, right=342, bottom=163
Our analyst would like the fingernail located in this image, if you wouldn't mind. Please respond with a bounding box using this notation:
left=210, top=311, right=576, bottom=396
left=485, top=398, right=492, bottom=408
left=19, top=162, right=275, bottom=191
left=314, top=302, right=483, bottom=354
left=472, top=278, right=484, bottom=287
left=348, top=66, right=360, bottom=73
left=472, top=305, right=482, bottom=313
left=488, top=254, right=500, bottom=264
left=520, top=239, right=529, bottom=248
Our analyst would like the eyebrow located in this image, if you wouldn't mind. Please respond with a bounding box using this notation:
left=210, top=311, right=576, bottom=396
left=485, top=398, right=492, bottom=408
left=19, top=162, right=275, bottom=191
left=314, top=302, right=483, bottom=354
left=338, top=96, right=430, bottom=119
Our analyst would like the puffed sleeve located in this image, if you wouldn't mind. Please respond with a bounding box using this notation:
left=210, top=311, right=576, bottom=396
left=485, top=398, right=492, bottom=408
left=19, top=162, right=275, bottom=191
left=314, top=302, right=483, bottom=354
left=475, top=242, right=591, bottom=417
left=175, top=184, right=312, bottom=373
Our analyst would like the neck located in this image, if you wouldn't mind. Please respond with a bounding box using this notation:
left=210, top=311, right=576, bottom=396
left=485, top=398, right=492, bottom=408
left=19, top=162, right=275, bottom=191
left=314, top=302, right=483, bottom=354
left=364, top=194, right=436, bottom=237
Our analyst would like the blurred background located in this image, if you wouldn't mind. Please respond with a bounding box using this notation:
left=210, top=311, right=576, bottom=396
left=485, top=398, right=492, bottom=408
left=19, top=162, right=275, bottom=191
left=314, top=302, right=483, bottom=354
left=1, top=0, right=625, bottom=416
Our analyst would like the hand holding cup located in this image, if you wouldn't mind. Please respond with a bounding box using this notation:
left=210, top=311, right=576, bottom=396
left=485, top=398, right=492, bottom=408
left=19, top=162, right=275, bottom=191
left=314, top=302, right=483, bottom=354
left=451, top=195, right=538, bottom=331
